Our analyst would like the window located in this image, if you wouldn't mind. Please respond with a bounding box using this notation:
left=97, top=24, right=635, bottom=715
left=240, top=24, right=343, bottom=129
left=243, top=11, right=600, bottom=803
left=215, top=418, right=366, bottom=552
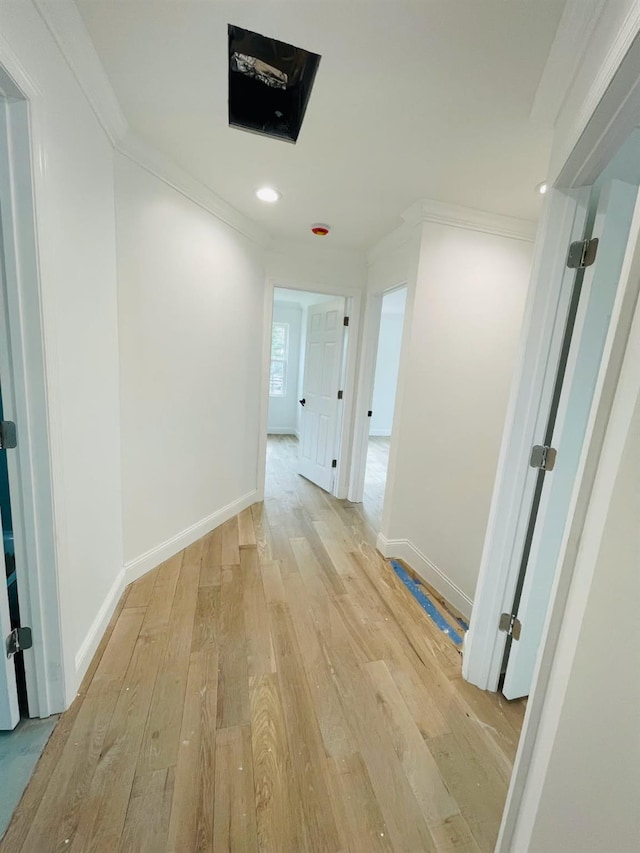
left=269, top=322, right=289, bottom=396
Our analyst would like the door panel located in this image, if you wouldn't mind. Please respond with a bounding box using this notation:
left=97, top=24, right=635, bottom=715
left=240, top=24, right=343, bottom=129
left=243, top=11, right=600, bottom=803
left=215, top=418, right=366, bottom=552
left=503, top=180, right=638, bottom=699
left=298, top=298, right=345, bottom=491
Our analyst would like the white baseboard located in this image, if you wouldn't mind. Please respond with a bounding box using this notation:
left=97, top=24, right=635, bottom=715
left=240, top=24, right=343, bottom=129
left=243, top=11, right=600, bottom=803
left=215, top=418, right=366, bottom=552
left=369, top=429, right=392, bottom=437
left=124, top=489, right=258, bottom=585
left=74, top=568, right=125, bottom=679
left=376, top=533, right=473, bottom=619
left=267, top=428, right=297, bottom=435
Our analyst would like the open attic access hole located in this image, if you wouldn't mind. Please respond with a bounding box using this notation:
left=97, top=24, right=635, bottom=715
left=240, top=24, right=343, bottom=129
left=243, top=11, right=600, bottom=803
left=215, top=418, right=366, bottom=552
left=228, top=25, right=321, bottom=143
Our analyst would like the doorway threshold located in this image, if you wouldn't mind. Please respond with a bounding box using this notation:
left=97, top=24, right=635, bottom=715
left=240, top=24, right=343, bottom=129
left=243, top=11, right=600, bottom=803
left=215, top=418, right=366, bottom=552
left=0, top=715, right=58, bottom=839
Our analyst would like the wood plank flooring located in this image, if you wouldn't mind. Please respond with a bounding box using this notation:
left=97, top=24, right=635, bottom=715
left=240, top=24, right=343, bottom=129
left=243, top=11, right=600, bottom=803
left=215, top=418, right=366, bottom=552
left=1, top=435, right=525, bottom=852
left=362, top=436, right=391, bottom=531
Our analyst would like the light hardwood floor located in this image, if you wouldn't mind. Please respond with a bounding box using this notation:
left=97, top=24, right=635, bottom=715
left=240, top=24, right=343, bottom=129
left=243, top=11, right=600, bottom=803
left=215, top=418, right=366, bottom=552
left=1, top=435, right=525, bottom=852
left=362, top=436, right=391, bottom=531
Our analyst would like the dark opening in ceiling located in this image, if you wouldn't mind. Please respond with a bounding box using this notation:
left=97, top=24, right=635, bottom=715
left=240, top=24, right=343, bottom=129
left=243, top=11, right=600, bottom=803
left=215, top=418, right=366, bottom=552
left=228, top=25, right=321, bottom=144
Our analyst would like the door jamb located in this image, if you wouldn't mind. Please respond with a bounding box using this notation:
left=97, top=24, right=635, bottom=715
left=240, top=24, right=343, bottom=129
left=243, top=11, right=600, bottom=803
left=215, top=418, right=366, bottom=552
left=257, top=278, right=362, bottom=501
left=347, top=282, right=408, bottom=507
left=462, top=187, right=590, bottom=692
left=0, top=60, right=65, bottom=717
left=497, top=185, right=640, bottom=852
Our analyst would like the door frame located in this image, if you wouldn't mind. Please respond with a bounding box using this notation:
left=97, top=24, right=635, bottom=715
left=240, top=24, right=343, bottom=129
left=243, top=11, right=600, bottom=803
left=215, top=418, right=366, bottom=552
left=498, top=183, right=640, bottom=852
left=0, top=58, right=64, bottom=718
left=462, top=186, right=591, bottom=691
left=257, top=278, right=362, bottom=501
left=464, top=27, right=640, bottom=694
left=347, top=282, right=408, bottom=510
left=469, top=26, right=640, bottom=851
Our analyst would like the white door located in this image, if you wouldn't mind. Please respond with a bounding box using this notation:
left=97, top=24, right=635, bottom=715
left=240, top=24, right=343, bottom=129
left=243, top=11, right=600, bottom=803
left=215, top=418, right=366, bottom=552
left=0, top=499, right=19, bottom=728
left=502, top=180, right=638, bottom=699
left=298, top=298, right=346, bottom=492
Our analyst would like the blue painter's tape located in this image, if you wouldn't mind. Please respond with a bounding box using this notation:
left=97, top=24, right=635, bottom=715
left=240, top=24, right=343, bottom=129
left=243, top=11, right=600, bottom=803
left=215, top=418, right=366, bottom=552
left=390, top=560, right=463, bottom=646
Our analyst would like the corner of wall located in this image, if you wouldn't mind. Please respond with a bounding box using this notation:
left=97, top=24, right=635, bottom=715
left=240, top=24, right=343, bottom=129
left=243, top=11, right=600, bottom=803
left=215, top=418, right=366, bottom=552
left=376, top=533, right=473, bottom=620
left=123, top=489, right=258, bottom=586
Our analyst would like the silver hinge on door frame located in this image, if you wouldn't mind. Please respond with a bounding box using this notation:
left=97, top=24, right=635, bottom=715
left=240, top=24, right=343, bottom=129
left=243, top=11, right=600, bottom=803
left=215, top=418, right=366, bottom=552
left=6, top=626, right=32, bottom=658
left=499, top=613, right=522, bottom=641
left=0, top=421, right=17, bottom=449
left=530, top=444, right=557, bottom=472
left=567, top=237, right=599, bottom=269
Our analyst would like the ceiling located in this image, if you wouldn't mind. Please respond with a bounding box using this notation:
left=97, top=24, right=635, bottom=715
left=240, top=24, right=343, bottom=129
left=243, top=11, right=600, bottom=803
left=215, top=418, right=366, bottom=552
left=76, top=0, right=566, bottom=249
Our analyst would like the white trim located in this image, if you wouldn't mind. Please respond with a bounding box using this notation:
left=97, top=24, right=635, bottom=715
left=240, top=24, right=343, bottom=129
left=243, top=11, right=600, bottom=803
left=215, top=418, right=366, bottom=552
left=116, top=135, right=269, bottom=248
left=124, top=490, right=258, bottom=585
left=376, top=534, right=473, bottom=620
left=0, top=63, right=66, bottom=717
left=366, top=220, right=415, bottom=266
left=74, top=568, right=125, bottom=677
left=497, top=180, right=640, bottom=853
left=530, top=0, right=604, bottom=126
left=368, top=429, right=391, bottom=437
left=558, top=1, right=640, bottom=184
left=266, top=428, right=297, bottom=435
left=462, top=187, right=589, bottom=692
left=401, top=199, right=537, bottom=242
left=33, top=0, right=271, bottom=249
left=32, top=0, right=127, bottom=145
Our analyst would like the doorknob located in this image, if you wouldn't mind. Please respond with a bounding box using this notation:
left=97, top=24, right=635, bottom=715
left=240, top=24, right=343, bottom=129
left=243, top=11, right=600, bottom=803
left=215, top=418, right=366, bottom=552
left=299, top=398, right=306, bottom=406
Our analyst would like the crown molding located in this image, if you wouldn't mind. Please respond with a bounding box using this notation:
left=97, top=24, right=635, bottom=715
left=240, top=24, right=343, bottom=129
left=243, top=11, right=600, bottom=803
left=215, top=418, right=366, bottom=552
left=401, top=199, right=537, bottom=242
left=117, top=133, right=270, bottom=248
left=33, top=0, right=128, bottom=145
left=32, top=0, right=270, bottom=248
left=530, top=0, right=605, bottom=127
left=366, top=219, right=419, bottom=266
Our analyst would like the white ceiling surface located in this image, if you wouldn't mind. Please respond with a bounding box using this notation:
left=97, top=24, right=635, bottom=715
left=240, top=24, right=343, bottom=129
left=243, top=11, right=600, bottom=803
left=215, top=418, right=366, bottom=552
left=76, top=0, right=566, bottom=249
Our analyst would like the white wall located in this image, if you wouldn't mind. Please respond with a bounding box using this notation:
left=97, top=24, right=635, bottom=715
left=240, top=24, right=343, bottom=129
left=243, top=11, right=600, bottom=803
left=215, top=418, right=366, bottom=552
left=370, top=292, right=406, bottom=435
left=115, top=153, right=265, bottom=571
left=382, top=222, right=532, bottom=611
left=267, top=301, right=303, bottom=434
left=523, top=386, right=640, bottom=853
left=0, top=1, right=123, bottom=702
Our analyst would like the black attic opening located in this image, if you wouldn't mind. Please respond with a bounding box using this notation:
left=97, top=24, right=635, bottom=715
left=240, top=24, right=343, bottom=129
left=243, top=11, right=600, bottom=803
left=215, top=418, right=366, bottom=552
left=228, top=25, right=321, bottom=144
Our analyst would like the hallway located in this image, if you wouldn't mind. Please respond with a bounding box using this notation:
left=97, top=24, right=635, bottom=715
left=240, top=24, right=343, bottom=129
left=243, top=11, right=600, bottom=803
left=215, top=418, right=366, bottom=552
left=2, top=437, right=524, bottom=852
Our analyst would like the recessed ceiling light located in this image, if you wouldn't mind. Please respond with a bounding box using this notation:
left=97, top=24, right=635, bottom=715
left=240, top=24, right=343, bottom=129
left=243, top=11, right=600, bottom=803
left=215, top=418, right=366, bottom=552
left=256, top=186, right=280, bottom=202
left=536, top=181, right=549, bottom=195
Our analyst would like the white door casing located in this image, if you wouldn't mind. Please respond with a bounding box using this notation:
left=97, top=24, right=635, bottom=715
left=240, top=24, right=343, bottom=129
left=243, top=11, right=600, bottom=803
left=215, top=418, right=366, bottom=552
left=462, top=187, right=590, bottom=691
left=502, top=179, right=638, bottom=699
left=298, top=298, right=346, bottom=492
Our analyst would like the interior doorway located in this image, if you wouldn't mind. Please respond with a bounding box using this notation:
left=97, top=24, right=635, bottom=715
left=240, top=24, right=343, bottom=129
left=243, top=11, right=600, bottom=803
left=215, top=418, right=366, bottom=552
left=362, top=286, right=407, bottom=530
left=266, top=287, right=349, bottom=496
left=464, top=129, right=640, bottom=702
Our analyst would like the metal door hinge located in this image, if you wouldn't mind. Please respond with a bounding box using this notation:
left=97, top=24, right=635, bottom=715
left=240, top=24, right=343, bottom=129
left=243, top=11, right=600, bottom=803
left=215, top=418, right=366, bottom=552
left=530, top=444, right=557, bottom=472
left=367, top=410, right=372, bottom=417
left=499, top=613, right=522, bottom=641
left=331, top=459, right=337, bottom=468
left=343, top=316, right=349, bottom=327
left=6, top=626, right=32, bottom=658
left=0, top=421, right=17, bottom=449
left=567, top=237, right=599, bottom=269
left=337, top=389, right=343, bottom=400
